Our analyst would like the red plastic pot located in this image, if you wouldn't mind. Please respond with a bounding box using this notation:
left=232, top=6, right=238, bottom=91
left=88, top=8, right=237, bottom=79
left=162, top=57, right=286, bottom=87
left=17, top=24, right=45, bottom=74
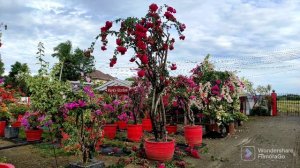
left=142, top=119, right=152, bottom=132
left=184, top=125, right=202, bottom=146
left=0, top=163, right=15, bottom=168
left=127, top=124, right=143, bottom=142
left=12, top=115, right=23, bottom=128
left=25, top=129, right=43, bottom=142
left=103, top=124, right=117, bottom=139
left=0, top=121, right=6, bottom=137
left=166, top=125, right=177, bottom=134
left=144, top=138, right=175, bottom=161
left=117, top=121, right=127, bottom=130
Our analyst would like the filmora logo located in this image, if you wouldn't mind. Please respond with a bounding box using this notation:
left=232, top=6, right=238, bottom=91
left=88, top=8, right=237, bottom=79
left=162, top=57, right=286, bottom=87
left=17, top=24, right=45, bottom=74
left=241, top=146, right=255, bottom=161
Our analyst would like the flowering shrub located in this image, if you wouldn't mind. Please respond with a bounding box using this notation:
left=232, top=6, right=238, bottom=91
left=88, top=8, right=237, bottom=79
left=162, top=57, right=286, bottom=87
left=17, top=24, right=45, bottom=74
left=21, top=112, right=50, bottom=130
left=191, top=55, right=244, bottom=125
left=92, top=3, right=186, bottom=141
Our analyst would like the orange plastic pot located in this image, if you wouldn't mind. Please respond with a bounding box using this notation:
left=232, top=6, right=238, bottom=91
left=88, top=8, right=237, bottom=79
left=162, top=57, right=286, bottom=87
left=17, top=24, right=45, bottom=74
left=184, top=125, right=202, bottom=146
left=103, top=124, right=117, bottom=139
left=0, top=121, right=6, bottom=137
left=166, top=125, right=177, bottom=134
left=144, top=138, right=175, bottom=161
left=0, top=163, right=15, bottom=168
left=117, top=121, right=127, bottom=130
left=25, top=129, right=43, bottom=142
left=127, top=124, right=143, bottom=142
left=142, top=119, right=152, bottom=132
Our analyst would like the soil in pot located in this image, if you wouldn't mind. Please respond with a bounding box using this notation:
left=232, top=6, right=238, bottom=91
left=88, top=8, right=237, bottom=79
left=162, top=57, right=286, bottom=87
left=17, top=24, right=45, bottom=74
left=144, top=138, right=175, bottom=161
left=103, top=124, right=117, bottom=140
left=127, top=124, right=143, bottom=142
left=184, top=125, right=203, bottom=146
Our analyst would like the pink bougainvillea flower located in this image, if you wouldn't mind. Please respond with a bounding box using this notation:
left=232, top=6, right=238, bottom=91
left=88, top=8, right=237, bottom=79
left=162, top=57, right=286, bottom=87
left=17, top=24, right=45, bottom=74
left=117, top=46, right=127, bottom=55
left=78, top=100, right=86, bottom=108
left=137, top=69, right=145, bottom=77
left=149, top=3, right=159, bottom=12
left=95, top=109, right=103, bottom=116
left=172, top=101, right=178, bottom=107
left=104, top=103, right=114, bottom=112
left=215, top=79, right=221, bottom=85
left=101, top=46, right=107, bottom=51
left=211, top=84, right=220, bottom=95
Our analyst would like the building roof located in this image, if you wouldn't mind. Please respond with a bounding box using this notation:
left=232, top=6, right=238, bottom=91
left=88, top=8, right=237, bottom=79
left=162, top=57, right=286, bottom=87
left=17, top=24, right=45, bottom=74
left=95, top=79, right=133, bottom=91
left=87, top=70, right=116, bottom=81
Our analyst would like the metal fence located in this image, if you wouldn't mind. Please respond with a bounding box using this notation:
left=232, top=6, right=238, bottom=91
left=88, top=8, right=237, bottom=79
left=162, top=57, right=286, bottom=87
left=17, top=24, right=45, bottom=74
left=277, top=94, right=300, bottom=116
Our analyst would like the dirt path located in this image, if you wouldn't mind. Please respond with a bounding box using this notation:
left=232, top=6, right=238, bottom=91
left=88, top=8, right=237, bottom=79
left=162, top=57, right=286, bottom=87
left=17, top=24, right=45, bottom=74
left=1, top=115, right=299, bottom=168
left=190, top=115, right=300, bottom=168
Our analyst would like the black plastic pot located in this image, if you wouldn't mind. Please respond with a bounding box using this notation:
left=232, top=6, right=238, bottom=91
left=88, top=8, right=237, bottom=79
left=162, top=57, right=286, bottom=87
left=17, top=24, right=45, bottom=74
left=5, top=126, right=19, bottom=139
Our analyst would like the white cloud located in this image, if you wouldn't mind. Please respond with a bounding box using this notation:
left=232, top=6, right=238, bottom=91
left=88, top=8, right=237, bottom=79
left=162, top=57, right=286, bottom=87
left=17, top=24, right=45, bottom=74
left=0, top=0, right=300, bottom=93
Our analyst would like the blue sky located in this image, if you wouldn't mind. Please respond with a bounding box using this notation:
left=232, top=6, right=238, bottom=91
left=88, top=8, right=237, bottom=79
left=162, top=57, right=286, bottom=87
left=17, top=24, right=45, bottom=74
left=0, top=0, right=300, bottom=94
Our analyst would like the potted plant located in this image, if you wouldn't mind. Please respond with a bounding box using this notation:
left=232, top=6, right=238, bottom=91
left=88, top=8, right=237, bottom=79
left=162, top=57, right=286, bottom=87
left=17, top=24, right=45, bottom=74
left=8, top=103, right=28, bottom=128
left=21, top=112, right=47, bottom=141
left=232, top=112, right=248, bottom=126
left=92, top=3, right=186, bottom=161
left=0, top=103, right=11, bottom=137
left=63, top=85, right=105, bottom=167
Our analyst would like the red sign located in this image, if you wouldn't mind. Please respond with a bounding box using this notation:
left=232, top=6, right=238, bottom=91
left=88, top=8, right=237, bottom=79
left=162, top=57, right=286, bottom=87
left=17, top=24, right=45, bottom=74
left=107, top=86, right=129, bottom=95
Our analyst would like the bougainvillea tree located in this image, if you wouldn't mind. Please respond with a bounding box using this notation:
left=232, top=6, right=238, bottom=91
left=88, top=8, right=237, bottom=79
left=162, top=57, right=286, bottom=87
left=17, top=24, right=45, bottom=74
left=191, top=55, right=245, bottom=125
left=91, top=4, right=186, bottom=141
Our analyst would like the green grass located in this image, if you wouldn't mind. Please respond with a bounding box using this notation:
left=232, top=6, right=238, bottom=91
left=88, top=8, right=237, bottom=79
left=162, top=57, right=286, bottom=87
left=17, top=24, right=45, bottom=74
left=277, top=100, right=300, bottom=113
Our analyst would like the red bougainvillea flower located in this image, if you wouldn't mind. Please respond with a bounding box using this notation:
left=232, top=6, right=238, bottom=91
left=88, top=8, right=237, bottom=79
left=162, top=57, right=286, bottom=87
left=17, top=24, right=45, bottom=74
left=116, top=39, right=122, bottom=46
left=157, top=163, right=165, bottom=168
left=215, top=79, right=221, bottom=85
left=179, top=23, right=186, bottom=32
left=169, top=44, right=174, bottom=50
left=137, top=69, right=145, bottom=77
left=179, top=35, right=185, bottom=40
left=101, top=26, right=107, bottom=33
left=129, top=57, right=136, bottom=62
left=110, top=58, right=117, bottom=67
left=162, top=43, right=168, bottom=50
left=140, top=55, right=148, bottom=64
left=170, top=63, right=177, bottom=70
left=164, top=11, right=176, bottom=21
left=172, top=101, right=178, bottom=107
left=149, top=3, right=159, bottom=12
left=105, top=21, right=113, bottom=29
left=101, top=46, right=107, bottom=51
left=167, top=6, right=176, bottom=13
left=117, top=46, right=127, bottom=55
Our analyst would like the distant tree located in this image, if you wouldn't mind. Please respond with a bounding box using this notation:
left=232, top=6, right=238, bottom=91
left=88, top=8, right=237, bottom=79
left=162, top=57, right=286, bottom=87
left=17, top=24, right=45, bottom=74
left=0, top=57, right=4, bottom=76
left=52, top=41, right=95, bottom=81
left=5, top=61, right=30, bottom=94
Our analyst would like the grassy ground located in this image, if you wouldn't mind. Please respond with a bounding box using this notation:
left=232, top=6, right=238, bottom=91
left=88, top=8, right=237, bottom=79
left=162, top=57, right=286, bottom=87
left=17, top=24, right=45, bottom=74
left=277, top=100, right=300, bottom=114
